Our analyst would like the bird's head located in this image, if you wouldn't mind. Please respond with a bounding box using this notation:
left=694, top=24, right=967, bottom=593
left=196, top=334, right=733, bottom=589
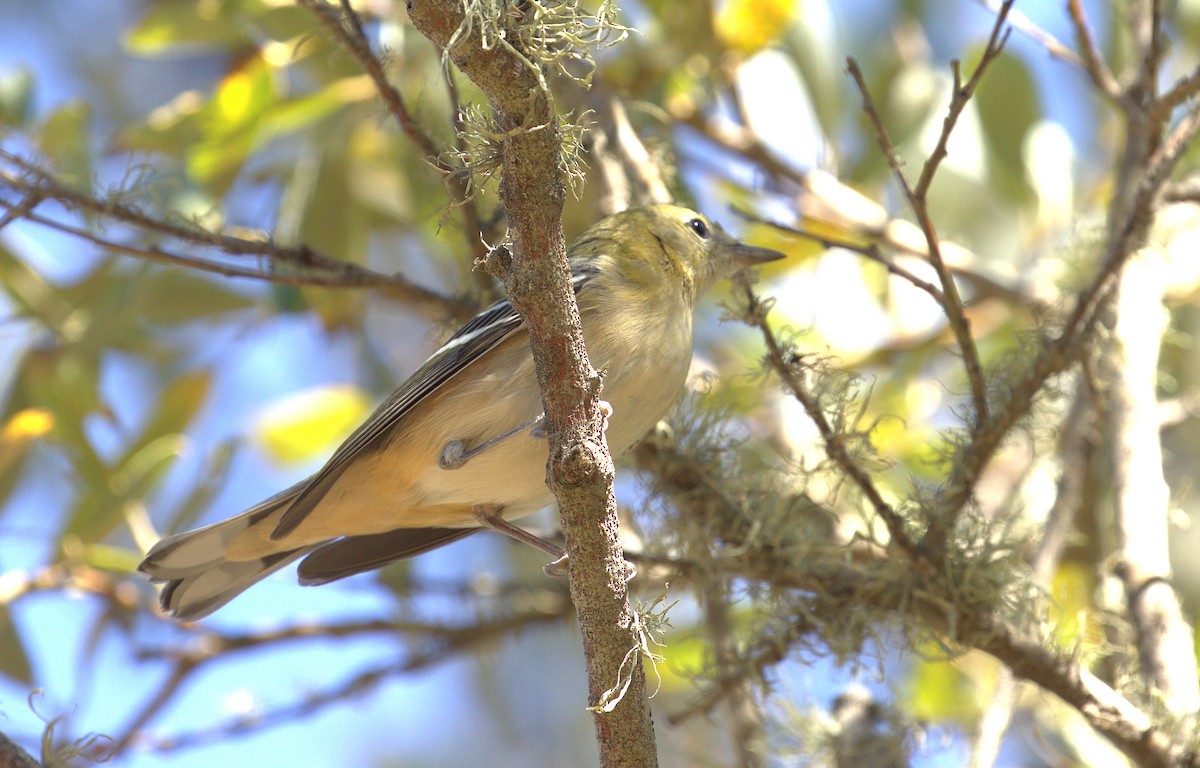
left=572, top=204, right=784, bottom=306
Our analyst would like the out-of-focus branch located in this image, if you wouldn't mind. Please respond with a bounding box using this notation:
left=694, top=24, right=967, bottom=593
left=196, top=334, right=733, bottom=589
left=0, top=153, right=471, bottom=318
left=969, top=386, right=1099, bottom=768
left=297, top=0, right=493, bottom=270
left=588, top=89, right=672, bottom=213
left=1066, top=0, right=1125, bottom=105
left=0, top=731, right=40, bottom=768
left=124, top=605, right=571, bottom=754
left=1104, top=252, right=1200, bottom=714
left=700, top=581, right=765, bottom=768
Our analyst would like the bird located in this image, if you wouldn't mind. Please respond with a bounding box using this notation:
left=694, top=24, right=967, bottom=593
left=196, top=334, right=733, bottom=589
left=138, top=204, right=784, bottom=620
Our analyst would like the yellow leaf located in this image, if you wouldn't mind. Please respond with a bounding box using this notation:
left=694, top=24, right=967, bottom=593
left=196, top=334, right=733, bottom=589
left=3, top=407, right=54, bottom=441
left=0, top=408, right=54, bottom=477
left=255, top=385, right=370, bottom=464
left=717, top=0, right=799, bottom=55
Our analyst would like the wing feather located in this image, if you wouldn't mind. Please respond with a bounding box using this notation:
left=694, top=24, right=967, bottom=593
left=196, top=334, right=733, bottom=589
left=270, top=270, right=594, bottom=540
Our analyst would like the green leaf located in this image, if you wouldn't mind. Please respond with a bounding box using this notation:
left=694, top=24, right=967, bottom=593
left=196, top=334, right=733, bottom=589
left=38, top=100, right=92, bottom=192
left=135, top=270, right=255, bottom=326
left=187, top=54, right=278, bottom=193
left=163, top=442, right=237, bottom=535
left=81, top=543, right=144, bottom=574
left=904, top=656, right=978, bottom=724
left=66, top=370, right=213, bottom=543
left=123, top=2, right=253, bottom=55
left=0, top=67, right=34, bottom=127
left=972, top=47, right=1039, bottom=205
left=0, top=606, right=32, bottom=684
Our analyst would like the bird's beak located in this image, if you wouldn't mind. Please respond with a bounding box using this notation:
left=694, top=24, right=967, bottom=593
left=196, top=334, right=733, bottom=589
left=726, top=242, right=786, bottom=267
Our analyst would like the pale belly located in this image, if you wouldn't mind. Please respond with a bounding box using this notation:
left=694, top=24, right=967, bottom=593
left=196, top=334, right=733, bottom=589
left=408, top=329, right=692, bottom=524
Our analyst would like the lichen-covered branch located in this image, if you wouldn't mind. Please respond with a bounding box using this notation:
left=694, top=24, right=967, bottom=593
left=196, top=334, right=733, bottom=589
left=405, top=2, right=658, bottom=765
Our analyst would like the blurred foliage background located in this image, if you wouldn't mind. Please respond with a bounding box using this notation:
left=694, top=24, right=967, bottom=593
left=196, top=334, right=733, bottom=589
left=2, top=0, right=1200, bottom=766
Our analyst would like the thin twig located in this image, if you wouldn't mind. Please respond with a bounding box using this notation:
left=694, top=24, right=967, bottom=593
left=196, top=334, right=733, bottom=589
left=0, top=200, right=448, bottom=301
left=845, top=56, right=990, bottom=428
left=298, top=0, right=443, bottom=164
left=974, top=0, right=1081, bottom=67
left=1066, top=0, right=1125, bottom=105
left=0, top=157, right=471, bottom=316
left=128, top=606, right=570, bottom=754
left=741, top=213, right=944, bottom=303
left=298, top=0, right=493, bottom=274
left=737, top=279, right=920, bottom=563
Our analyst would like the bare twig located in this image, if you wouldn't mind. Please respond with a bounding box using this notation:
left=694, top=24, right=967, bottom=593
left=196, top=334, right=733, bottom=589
left=741, top=213, right=945, bottom=304
left=298, top=0, right=443, bottom=164
left=127, top=606, right=569, bottom=754
left=845, top=55, right=990, bottom=428
left=1159, top=65, right=1200, bottom=115
left=736, top=279, right=920, bottom=563
left=0, top=155, right=470, bottom=317
left=300, top=0, right=498, bottom=277
left=1066, top=0, right=1125, bottom=105
left=975, top=0, right=1081, bottom=67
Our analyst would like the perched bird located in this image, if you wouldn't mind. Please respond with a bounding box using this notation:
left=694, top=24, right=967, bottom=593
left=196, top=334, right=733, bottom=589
left=139, top=205, right=783, bottom=620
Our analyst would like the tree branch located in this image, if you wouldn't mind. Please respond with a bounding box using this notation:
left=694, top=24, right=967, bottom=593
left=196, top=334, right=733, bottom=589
left=0, top=153, right=470, bottom=317
left=1103, top=251, right=1200, bottom=714
left=405, top=2, right=659, bottom=765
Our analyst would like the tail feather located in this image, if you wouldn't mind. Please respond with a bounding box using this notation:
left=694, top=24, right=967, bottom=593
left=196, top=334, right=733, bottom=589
left=298, top=527, right=478, bottom=586
left=139, top=483, right=309, bottom=621
left=156, top=549, right=308, bottom=620
left=139, top=485, right=484, bottom=620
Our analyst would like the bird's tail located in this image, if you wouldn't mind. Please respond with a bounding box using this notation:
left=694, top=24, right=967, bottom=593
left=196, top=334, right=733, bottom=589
left=138, top=483, right=311, bottom=621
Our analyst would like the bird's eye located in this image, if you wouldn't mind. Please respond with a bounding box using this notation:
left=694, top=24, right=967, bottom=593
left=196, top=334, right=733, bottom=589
left=689, top=218, right=710, bottom=239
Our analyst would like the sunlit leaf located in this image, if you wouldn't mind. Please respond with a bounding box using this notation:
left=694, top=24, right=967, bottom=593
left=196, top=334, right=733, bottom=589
left=187, top=53, right=278, bottom=193
left=1050, top=561, right=1095, bottom=648
left=0, top=407, right=54, bottom=512
left=904, top=656, right=978, bottom=724
left=718, top=0, right=799, bottom=56
left=655, top=633, right=708, bottom=692
left=261, top=76, right=376, bottom=139
left=254, top=385, right=370, bottom=464
left=124, top=2, right=254, bottom=55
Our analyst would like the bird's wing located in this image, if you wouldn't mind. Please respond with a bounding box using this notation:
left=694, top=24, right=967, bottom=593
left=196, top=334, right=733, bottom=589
left=270, top=270, right=596, bottom=541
